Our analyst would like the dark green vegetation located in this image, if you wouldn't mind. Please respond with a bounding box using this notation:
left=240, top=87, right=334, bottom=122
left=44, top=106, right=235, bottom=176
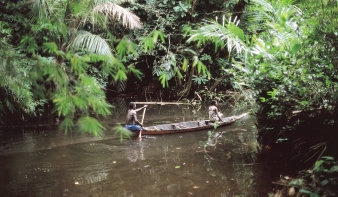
left=1, top=0, right=338, bottom=196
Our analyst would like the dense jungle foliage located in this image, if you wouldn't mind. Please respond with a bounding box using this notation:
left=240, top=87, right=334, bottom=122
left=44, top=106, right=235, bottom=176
left=1, top=0, right=338, bottom=195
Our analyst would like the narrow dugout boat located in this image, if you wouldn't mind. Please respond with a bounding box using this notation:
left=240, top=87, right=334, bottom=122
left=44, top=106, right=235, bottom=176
left=133, top=112, right=249, bottom=135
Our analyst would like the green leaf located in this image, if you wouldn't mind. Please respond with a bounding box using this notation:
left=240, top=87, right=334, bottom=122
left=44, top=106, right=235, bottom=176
left=159, top=73, right=169, bottom=88
left=42, top=42, right=58, bottom=54
left=59, top=117, right=75, bottom=134
left=299, top=189, right=312, bottom=194
left=228, top=23, right=245, bottom=41
left=182, top=24, right=192, bottom=37
left=77, top=116, right=105, bottom=136
left=128, top=64, right=143, bottom=80
left=192, top=56, right=198, bottom=67
left=141, top=37, right=155, bottom=52
left=176, top=69, right=183, bottom=79
left=330, top=165, right=338, bottom=172
left=291, top=43, right=301, bottom=54
left=151, top=30, right=165, bottom=43
left=321, top=156, right=334, bottom=160
left=116, top=39, right=138, bottom=59
left=114, top=70, right=127, bottom=81
left=113, top=124, right=132, bottom=142
left=69, top=31, right=112, bottom=56
left=320, top=179, right=329, bottom=186
left=19, top=35, right=38, bottom=54
left=313, top=160, right=325, bottom=171
left=182, top=58, right=188, bottom=71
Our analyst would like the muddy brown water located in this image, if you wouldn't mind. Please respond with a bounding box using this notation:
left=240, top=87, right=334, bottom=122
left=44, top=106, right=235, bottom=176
left=0, top=100, right=278, bottom=196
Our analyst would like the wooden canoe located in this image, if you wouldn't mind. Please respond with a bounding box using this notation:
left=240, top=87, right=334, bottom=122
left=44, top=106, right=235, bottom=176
left=131, top=112, right=249, bottom=135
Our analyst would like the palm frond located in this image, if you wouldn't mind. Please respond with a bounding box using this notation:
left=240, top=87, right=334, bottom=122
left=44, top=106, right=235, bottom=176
left=90, top=2, right=142, bottom=29
left=245, top=0, right=275, bottom=32
left=30, top=0, right=50, bottom=21
left=250, top=37, right=275, bottom=60
left=188, top=18, right=249, bottom=56
left=68, top=31, right=113, bottom=56
left=246, top=0, right=299, bottom=32
left=250, top=0, right=275, bottom=13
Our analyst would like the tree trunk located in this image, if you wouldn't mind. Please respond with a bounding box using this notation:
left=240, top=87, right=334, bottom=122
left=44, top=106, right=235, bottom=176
left=178, top=65, right=195, bottom=98
left=209, top=74, right=229, bottom=92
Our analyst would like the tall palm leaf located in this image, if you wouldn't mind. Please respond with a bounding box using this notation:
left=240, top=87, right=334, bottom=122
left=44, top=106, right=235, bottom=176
left=29, top=0, right=50, bottom=21
left=88, top=2, right=142, bottom=29
left=187, top=16, right=249, bottom=57
left=245, top=0, right=297, bottom=32
left=68, top=31, right=113, bottom=55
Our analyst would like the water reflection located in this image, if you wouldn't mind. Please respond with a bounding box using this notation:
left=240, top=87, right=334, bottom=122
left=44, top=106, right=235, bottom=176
left=125, top=141, right=147, bottom=162
left=0, top=101, right=273, bottom=196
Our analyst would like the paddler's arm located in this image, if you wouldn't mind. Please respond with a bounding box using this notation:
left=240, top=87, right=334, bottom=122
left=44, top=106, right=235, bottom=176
left=215, top=108, right=224, bottom=122
left=134, top=105, right=148, bottom=112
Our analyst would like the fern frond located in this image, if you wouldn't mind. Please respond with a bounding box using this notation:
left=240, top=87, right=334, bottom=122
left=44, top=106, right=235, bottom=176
left=128, top=64, right=143, bottom=80
left=116, top=39, right=138, bottom=59
left=77, top=116, right=105, bottom=136
left=113, top=124, right=132, bottom=142
left=59, top=117, right=74, bottom=134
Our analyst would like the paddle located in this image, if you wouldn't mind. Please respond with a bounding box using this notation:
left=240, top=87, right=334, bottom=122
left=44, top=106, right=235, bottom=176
left=141, top=108, right=146, bottom=124
left=138, top=107, right=146, bottom=139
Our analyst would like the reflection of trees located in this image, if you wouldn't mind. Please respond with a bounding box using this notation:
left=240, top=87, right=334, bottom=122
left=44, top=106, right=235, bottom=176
left=201, top=127, right=261, bottom=196
left=125, top=141, right=147, bottom=163
left=120, top=139, right=201, bottom=196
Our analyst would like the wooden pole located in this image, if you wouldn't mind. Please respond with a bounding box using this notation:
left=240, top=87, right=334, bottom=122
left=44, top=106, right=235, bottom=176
left=134, top=102, right=190, bottom=105
left=141, top=108, right=146, bottom=125
left=138, top=108, right=146, bottom=139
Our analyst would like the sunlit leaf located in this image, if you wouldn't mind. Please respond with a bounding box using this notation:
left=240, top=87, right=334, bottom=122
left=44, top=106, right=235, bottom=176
left=114, top=70, right=128, bottom=81
left=114, top=124, right=132, bottom=141
left=116, top=39, right=138, bottom=59
left=291, top=43, right=301, bottom=54
left=151, top=30, right=165, bottom=43
left=182, top=58, right=188, bottom=72
left=91, top=2, right=142, bottom=29
left=42, top=42, right=58, bottom=54
left=69, top=31, right=113, bottom=56
left=159, top=73, right=169, bottom=88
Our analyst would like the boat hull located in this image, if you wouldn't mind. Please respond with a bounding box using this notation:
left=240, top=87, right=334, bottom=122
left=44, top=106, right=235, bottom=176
left=130, top=113, right=248, bottom=135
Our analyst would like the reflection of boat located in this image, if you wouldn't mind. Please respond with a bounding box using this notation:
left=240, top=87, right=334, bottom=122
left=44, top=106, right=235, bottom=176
left=132, top=113, right=248, bottom=135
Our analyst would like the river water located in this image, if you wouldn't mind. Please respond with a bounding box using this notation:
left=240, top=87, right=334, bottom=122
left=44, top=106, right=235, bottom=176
left=0, top=99, right=278, bottom=196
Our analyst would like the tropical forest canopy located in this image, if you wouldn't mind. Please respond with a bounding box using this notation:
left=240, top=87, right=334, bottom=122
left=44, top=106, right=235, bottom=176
left=1, top=0, right=338, bottom=195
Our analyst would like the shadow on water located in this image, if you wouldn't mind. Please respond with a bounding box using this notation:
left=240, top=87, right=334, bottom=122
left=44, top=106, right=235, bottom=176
left=0, top=98, right=277, bottom=196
